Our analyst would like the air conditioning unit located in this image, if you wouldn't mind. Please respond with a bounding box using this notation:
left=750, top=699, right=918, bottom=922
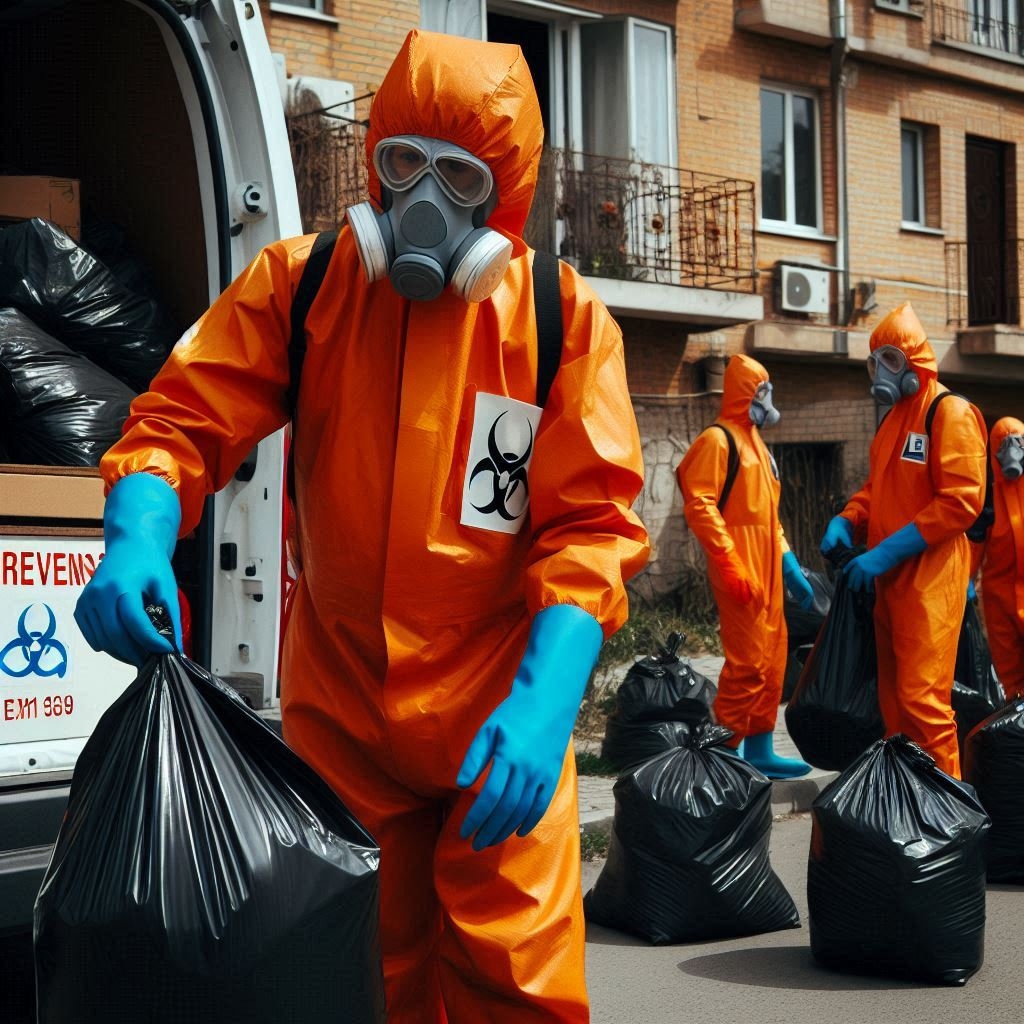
left=778, top=265, right=831, bottom=315
left=875, top=0, right=912, bottom=12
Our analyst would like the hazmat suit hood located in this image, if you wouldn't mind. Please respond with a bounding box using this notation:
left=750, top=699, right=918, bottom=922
left=365, top=30, right=543, bottom=239
left=869, top=302, right=938, bottom=382
left=991, top=416, right=1024, bottom=477
left=720, top=353, right=770, bottom=425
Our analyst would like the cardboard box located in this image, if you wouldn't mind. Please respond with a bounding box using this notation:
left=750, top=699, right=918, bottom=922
left=0, top=175, right=81, bottom=240
left=0, top=464, right=105, bottom=523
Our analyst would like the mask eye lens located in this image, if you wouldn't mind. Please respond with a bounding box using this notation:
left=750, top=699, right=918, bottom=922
left=377, top=143, right=429, bottom=186
left=868, top=346, right=906, bottom=378
left=435, top=155, right=491, bottom=205
left=754, top=382, right=771, bottom=402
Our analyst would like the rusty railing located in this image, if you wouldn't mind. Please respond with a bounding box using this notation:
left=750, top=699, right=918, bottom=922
left=945, top=239, right=1023, bottom=326
left=933, top=1, right=1024, bottom=56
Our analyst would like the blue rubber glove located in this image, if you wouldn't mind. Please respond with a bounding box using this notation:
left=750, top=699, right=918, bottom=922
left=782, top=550, right=815, bottom=610
left=457, top=604, right=602, bottom=851
left=844, top=522, right=927, bottom=593
left=74, top=473, right=182, bottom=666
left=820, top=515, right=854, bottom=556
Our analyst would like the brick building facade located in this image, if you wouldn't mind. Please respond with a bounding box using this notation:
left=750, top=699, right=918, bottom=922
left=261, top=0, right=1024, bottom=608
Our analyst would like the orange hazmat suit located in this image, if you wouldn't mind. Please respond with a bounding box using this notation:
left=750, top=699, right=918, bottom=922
left=676, top=354, right=791, bottom=742
left=99, top=30, right=649, bottom=1023
left=838, top=303, right=986, bottom=777
left=980, top=417, right=1024, bottom=699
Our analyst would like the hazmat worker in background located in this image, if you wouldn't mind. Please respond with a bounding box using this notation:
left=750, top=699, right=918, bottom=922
left=979, top=416, right=1024, bottom=700
left=74, top=30, right=649, bottom=1023
left=676, top=353, right=814, bottom=779
left=820, top=302, right=987, bottom=778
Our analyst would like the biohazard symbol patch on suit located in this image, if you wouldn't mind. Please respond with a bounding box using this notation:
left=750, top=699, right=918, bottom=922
left=901, top=432, right=928, bottom=464
left=462, top=392, right=543, bottom=534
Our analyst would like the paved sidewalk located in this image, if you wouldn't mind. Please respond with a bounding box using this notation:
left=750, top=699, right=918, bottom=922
left=577, top=653, right=838, bottom=831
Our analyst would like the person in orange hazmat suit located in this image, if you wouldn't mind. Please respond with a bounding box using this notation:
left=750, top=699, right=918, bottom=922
left=979, top=416, right=1024, bottom=700
left=676, top=353, right=814, bottom=778
left=820, top=302, right=987, bottom=778
left=73, top=30, right=650, bottom=1023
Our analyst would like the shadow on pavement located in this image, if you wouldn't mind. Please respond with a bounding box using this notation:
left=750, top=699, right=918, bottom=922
left=677, top=945, right=935, bottom=991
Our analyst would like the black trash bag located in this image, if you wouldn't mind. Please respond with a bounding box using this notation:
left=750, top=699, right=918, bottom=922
left=963, top=696, right=1024, bottom=883
left=80, top=219, right=165, bottom=301
left=808, top=734, right=989, bottom=986
left=34, top=610, right=386, bottom=1024
left=782, top=641, right=815, bottom=703
left=784, top=562, right=883, bottom=771
left=0, top=307, right=135, bottom=466
left=952, top=599, right=1005, bottom=752
left=0, top=218, right=178, bottom=391
left=600, top=632, right=717, bottom=773
left=584, top=723, right=800, bottom=944
left=784, top=568, right=833, bottom=649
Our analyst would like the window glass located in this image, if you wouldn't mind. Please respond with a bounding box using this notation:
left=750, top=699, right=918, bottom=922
left=759, top=85, right=819, bottom=231
left=631, top=23, right=671, bottom=167
left=901, top=125, right=923, bottom=223
left=421, top=0, right=484, bottom=38
left=760, top=88, right=785, bottom=222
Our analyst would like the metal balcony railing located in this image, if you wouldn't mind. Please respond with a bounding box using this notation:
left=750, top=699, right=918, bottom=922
left=933, top=1, right=1024, bottom=56
left=945, top=239, right=1023, bottom=325
left=286, top=110, right=758, bottom=293
left=525, top=147, right=758, bottom=290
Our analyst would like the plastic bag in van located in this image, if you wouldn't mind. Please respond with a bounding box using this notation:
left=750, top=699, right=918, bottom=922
left=584, top=722, right=800, bottom=944
left=34, top=611, right=386, bottom=1024
left=808, top=734, right=989, bottom=986
left=0, top=217, right=177, bottom=391
left=0, top=306, right=134, bottom=466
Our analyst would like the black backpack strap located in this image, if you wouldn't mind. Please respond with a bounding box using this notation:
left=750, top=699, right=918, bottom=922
left=926, top=390, right=994, bottom=542
left=287, top=230, right=338, bottom=421
left=532, top=250, right=563, bottom=407
left=708, top=423, right=739, bottom=511
left=286, top=230, right=338, bottom=500
left=924, top=390, right=956, bottom=436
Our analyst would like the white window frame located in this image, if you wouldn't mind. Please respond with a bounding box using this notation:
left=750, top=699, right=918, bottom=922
left=901, top=122, right=926, bottom=227
left=758, top=83, right=823, bottom=237
left=272, top=0, right=324, bottom=11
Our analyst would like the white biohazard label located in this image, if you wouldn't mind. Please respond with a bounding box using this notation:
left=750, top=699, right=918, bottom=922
left=901, top=431, right=928, bottom=463
left=461, top=392, right=543, bottom=535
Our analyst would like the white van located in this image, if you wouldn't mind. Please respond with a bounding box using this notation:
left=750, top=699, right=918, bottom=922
left=0, top=0, right=300, bottom=958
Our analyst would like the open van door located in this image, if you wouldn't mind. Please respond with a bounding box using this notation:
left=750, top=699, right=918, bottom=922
left=0, top=0, right=301, bottom=946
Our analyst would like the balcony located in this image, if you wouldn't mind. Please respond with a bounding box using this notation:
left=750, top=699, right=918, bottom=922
left=286, top=107, right=763, bottom=329
left=944, top=239, right=1024, bottom=367
left=933, top=1, right=1024, bottom=60
left=525, top=147, right=762, bottom=327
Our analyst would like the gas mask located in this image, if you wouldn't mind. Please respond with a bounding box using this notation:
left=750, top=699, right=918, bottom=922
left=749, top=381, right=781, bottom=428
left=346, top=135, right=513, bottom=303
left=997, top=434, right=1024, bottom=481
left=867, top=345, right=920, bottom=406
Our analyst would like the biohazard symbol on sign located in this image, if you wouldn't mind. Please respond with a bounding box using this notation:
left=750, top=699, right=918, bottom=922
left=0, top=604, right=68, bottom=678
left=468, top=411, right=534, bottom=522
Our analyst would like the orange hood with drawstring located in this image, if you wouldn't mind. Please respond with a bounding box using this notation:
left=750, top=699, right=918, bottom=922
left=100, top=29, right=648, bottom=1023
left=981, top=416, right=1024, bottom=696
left=675, top=353, right=791, bottom=739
